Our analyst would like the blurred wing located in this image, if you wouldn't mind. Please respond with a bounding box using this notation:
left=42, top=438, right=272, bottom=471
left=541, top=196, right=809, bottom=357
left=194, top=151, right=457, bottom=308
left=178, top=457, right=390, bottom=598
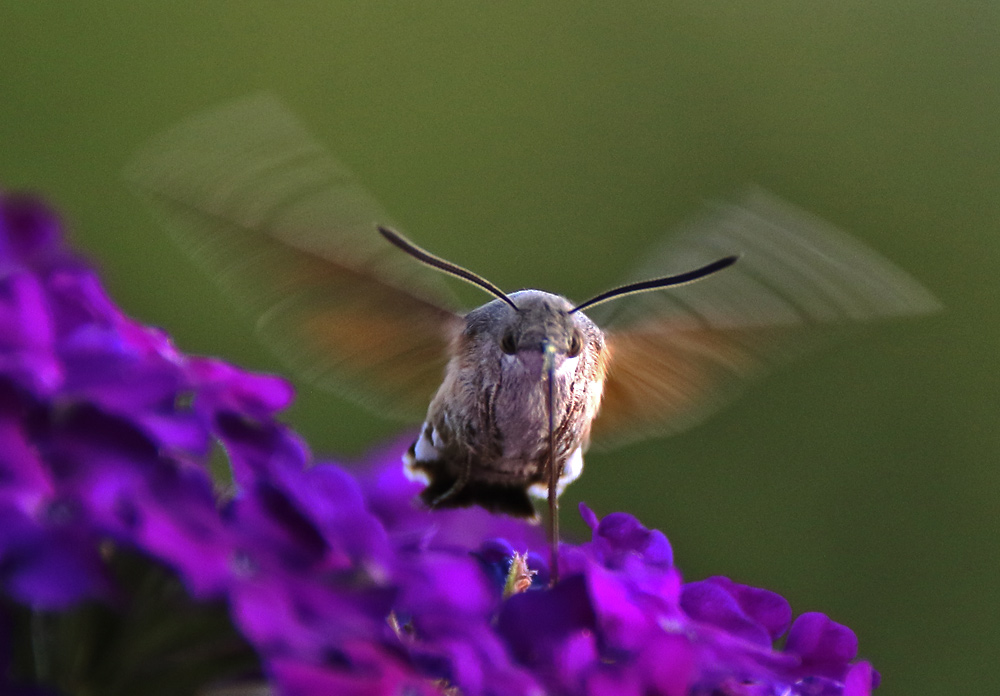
left=125, top=94, right=463, bottom=419
left=592, top=189, right=940, bottom=446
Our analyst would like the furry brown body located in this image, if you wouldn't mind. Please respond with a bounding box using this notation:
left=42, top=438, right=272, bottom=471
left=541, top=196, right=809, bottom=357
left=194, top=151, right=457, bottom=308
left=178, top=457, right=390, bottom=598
left=404, top=291, right=607, bottom=517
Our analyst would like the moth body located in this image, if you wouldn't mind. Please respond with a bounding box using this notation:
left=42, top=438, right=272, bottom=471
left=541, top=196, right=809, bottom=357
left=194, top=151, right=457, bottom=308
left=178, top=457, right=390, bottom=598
left=404, top=291, right=607, bottom=517
left=126, top=95, right=940, bottom=565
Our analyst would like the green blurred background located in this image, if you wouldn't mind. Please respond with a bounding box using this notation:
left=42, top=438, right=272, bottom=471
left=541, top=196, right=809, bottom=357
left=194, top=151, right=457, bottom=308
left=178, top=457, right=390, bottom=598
left=1, top=2, right=995, bottom=693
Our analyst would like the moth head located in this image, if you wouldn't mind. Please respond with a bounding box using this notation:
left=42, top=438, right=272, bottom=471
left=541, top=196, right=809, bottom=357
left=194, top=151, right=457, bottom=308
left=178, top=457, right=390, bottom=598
left=465, top=291, right=598, bottom=368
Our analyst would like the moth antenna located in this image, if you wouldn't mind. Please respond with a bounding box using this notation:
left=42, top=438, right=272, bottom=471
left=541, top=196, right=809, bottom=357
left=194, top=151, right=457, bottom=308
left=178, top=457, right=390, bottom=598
left=570, top=255, right=739, bottom=314
left=378, top=226, right=519, bottom=311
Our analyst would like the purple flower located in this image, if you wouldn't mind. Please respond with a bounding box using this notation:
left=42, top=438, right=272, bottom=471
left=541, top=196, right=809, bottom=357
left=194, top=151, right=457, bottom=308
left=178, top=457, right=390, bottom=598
left=0, top=190, right=878, bottom=695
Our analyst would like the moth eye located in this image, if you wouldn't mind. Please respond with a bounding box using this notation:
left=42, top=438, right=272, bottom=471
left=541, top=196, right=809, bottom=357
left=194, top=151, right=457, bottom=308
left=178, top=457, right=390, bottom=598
left=500, top=330, right=517, bottom=355
left=567, top=331, right=583, bottom=358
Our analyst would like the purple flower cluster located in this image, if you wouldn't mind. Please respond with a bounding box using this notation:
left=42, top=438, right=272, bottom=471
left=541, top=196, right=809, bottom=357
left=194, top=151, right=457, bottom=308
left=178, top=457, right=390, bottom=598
left=0, top=191, right=878, bottom=695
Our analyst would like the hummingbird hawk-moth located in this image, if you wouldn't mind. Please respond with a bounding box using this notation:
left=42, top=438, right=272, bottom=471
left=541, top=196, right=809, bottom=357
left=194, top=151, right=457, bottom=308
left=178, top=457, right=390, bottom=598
left=126, top=95, right=938, bottom=579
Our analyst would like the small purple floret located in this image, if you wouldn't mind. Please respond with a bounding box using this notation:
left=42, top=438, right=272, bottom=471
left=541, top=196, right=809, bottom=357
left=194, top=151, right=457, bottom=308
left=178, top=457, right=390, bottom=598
left=0, top=190, right=878, bottom=695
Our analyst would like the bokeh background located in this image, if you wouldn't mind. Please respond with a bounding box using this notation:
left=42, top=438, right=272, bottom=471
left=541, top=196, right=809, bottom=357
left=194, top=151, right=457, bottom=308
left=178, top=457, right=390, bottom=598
left=1, top=3, right=995, bottom=694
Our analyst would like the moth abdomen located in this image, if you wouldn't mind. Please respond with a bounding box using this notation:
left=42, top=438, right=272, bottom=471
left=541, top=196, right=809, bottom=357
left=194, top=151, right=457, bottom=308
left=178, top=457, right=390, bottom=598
left=403, top=444, right=538, bottom=518
left=423, top=470, right=537, bottom=518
